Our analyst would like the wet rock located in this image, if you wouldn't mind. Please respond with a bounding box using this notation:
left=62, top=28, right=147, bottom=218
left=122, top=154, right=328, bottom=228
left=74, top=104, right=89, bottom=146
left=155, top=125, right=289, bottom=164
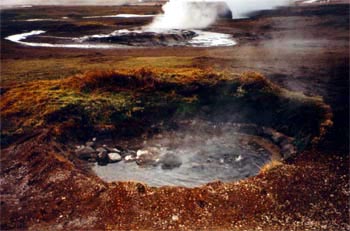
left=160, top=154, right=182, bottom=170
left=87, top=158, right=97, bottom=163
left=136, top=148, right=160, bottom=166
left=95, top=147, right=109, bottom=165
left=98, top=151, right=108, bottom=160
left=85, top=141, right=94, bottom=147
left=108, top=153, right=122, bottom=163
left=235, top=155, right=242, bottom=162
left=96, top=147, right=107, bottom=153
left=75, top=146, right=97, bottom=160
left=124, top=155, right=136, bottom=162
left=104, top=145, right=122, bottom=154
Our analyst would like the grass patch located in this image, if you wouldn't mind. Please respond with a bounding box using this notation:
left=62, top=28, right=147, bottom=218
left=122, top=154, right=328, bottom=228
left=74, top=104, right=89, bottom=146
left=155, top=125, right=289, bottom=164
left=1, top=56, right=194, bottom=85
left=116, top=57, right=193, bottom=69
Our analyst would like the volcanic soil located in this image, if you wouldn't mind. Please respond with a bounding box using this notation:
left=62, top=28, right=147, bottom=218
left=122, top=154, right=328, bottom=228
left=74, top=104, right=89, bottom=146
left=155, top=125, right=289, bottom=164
left=0, top=3, right=349, bottom=230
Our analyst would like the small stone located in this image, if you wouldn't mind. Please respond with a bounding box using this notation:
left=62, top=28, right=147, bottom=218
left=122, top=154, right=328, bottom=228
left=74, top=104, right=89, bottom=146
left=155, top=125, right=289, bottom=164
left=75, top=146, right=96, bottom=160
left=136, top=183, right=146, bottom=193
left=172, top=215, right=179, bottom=221
left=98, top=151, right=108, bottom=160
left=105, top=146, right=121, bottom=153
left=97, top=148, right=109, bottom=165
left=137, top=150, right=149, bottom=158
left=92, top=137, right=97, bottom=142
left=87, top=158, right=97, bottom=162
left=235, top=155, right=242, bottom=162
left=96, top=147, right=107, bottom=153
left=161, top=154, right=182, bottom=170
left=108, top=153, right=122, bottom=163
left=124, top=155, right=136, bottom=162
left=85, top=141, right=94, bottom=147
left=136, top=148, right=160, bottom=166
left=219, top=158, right=225, bottom=164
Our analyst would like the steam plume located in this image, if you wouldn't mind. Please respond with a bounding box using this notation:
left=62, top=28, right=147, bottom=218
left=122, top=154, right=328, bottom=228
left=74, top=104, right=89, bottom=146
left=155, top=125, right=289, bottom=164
left=148, top=0, right=219, bottom=30
left=148, top=0, right=293, bottom=30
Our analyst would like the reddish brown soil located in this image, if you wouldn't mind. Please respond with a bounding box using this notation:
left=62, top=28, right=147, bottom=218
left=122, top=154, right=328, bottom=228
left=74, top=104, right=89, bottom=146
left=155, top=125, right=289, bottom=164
left=1, top=3, right=349, bottom=230
left=1, top=131, right=348, bottom=230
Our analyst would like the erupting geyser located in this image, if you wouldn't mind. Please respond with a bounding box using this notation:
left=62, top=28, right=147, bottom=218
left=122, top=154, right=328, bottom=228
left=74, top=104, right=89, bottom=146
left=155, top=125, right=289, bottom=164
left=148, top=0, right=292, bottom=30
left=147, top=0, right=230, bottom=30
left=4, top=0, right=293, bottom=48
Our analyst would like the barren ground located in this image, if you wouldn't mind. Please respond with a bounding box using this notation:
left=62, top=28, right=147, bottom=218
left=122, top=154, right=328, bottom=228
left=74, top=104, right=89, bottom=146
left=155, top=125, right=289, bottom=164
left=1, top=3, right=349, bottom=230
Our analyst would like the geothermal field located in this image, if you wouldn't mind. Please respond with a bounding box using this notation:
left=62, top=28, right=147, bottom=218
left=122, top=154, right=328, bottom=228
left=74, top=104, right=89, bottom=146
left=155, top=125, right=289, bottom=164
left=0, top=0, right=349, bottom=230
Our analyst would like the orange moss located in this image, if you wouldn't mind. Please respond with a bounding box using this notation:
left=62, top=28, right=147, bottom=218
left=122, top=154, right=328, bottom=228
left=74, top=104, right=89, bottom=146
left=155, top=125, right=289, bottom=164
left=1, top=68, right=333, bottom=149
left=259, top=160, right=283, bottom=174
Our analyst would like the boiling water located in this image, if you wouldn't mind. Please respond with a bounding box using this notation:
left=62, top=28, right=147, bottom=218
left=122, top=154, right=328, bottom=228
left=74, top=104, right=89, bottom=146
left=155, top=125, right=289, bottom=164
left=93, top=120, right=272, bottom=187
left=5, top=29, right=236, bottom=48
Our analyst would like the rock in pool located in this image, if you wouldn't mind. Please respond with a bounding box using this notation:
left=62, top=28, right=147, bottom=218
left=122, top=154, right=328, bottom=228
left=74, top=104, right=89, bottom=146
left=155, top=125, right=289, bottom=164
left=108, top=153, right=122, bottom=163
left=136, top=148, right=160, bottom=166
left=75, top=146, right=97, bottom=160
left=160, top=153, right=182, bottom=170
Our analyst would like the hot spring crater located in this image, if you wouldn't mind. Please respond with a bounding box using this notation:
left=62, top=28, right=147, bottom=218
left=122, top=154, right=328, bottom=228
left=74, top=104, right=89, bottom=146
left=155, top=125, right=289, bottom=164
left=5, top=29, right=236, bottom=48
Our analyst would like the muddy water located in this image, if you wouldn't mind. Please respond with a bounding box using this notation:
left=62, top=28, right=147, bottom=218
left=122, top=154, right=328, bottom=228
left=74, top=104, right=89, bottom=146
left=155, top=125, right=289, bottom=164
left=93, top=120, right=274, bottom=187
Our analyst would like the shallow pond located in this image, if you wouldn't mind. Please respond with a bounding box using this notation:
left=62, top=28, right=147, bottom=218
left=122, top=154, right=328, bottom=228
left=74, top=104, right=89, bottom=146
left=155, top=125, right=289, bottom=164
left=93, top=120, right=274, bottom=187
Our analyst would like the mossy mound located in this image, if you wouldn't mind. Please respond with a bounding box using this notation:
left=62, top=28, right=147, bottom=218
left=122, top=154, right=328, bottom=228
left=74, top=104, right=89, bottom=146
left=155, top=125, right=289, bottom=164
left=1, top=68, right=332, bottom=149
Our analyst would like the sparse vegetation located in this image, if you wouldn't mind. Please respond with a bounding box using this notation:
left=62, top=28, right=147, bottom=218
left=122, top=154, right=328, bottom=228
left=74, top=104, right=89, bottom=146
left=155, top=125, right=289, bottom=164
left=1, top=4, right=348, bottom=231
left=1, top=68, right=332, bottom=149
left=259, top=160, right=283, bottom=174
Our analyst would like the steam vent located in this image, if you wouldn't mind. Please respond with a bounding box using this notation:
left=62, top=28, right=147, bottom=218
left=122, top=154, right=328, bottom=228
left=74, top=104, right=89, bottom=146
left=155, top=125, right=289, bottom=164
left=1, top=1, right=349, bottom=230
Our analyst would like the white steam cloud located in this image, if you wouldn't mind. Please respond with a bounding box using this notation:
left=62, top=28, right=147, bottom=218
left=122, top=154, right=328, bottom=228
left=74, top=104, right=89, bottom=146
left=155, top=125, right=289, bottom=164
left=148, top=1, right=219, bottom=30
left=148, top=0, right=293, bottom=30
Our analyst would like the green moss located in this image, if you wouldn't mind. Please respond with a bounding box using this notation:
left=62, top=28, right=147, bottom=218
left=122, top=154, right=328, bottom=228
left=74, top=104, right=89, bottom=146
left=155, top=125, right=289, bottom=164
left=1, top=69, right=332, bottom=148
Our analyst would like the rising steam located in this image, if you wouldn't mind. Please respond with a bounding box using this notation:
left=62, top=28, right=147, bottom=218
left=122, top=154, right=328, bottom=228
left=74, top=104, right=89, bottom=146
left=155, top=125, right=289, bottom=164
left=148, top=0, right=219, bottom=30
left=148, top=0, right=293, bottom=30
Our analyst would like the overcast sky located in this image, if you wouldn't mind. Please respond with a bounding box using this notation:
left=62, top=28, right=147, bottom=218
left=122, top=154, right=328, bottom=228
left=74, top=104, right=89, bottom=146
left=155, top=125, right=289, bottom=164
left=0, top=0, right=133, bottom=5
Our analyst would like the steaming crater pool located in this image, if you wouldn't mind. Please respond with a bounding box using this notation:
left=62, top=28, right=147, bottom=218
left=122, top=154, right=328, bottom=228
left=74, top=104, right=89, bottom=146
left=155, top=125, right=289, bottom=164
left=92, top=120, right=280, bottom=187
left=5, top=29, right=236, bottom=48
